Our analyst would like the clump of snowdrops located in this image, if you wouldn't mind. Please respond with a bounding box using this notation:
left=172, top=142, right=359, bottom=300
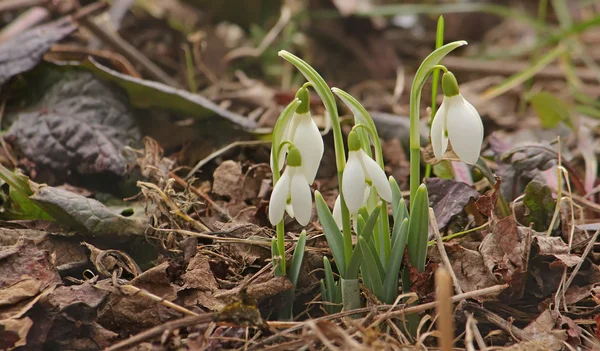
left=268, top=36, right=483, bottom=318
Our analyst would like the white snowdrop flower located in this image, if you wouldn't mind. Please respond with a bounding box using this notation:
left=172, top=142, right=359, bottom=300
left=341, top=130, right=392, bottom=214
left=271, top=86, right=324, bottom=184
left=430, top=72, right=484, bottom=165
left=269, top=146, right=312, bottom=226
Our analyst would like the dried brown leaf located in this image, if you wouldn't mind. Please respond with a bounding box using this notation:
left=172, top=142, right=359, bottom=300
left=97, top=262, right=180, bottom=334
left=429, top=242, right=500, bottom=295
left=0, top=317, right=33, bottom=350
left=0, top=240, right=61, bottom=307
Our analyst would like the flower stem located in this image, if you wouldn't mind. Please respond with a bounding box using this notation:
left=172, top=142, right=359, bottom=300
left=424, top=16, right=445, bottom=179
left=275, top=221, right=286, bottom=275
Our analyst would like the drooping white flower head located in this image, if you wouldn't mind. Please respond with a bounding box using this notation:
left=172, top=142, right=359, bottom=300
left=430, top=72, right=484, bottom=165
left=269, top=146, right=312, bottom=226
left=341, top=130, right=392, bottom=214
left=271, top=86, right=324, bottom=184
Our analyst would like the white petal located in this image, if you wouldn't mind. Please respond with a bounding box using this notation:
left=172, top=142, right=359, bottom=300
left=292, top=113, right=323, bottom=184
left=269, top=169, right=292, bottom=225
left=362, top=187, right=371, bottom=204
left=285, top=204, right=295, bottom=218
left=342, top=151, right=367, bottom=214
left=290, top=172, right=312, bottom=226
left=332, top=195, right=343, bottom=229
left=359, top=150, right=393, bottom=203
left=447, top=95, right=484, bottom=165
left=431, top=98, right=449, bottom=160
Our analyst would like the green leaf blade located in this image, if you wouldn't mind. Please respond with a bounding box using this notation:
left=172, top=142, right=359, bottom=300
left=407, top=184, right=430, bottom=273
left=315, top=191, right=346, bottom=277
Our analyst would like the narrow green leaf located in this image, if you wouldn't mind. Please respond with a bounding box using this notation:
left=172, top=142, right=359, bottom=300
left=346, top=247, right=362, bottom=280
left=359, top=205, right=381, bottom=243
left=377, top=215, right=386, bottom=266
left=323, top=257, right=336, bottom=304
left=319, top=279, right=327, bottom=307
left=366, top=237, right=385, bottom=280
left=288, top=231, right=307, bottom=287
left=347, top=205, right=382, bottom=278
left=390, top=176, right=402, bottom=220
left=315, top=191, right=346, bottom=276
left=383, top=220, right=409, bottom=304
left=391, top=203, right=409, bottom=248
left=407, top=184, right=430, bottom=273
left=391, top=218, right=409, bottom=257
left=359, top=237, right=385, bottom=300
left=482, top=45, right=565, bottom=101
left=357, top=214, right=366, bottom=235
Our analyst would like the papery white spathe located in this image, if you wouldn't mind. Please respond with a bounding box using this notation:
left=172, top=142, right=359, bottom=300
left=269, top=166, right=312, bottom=226
left=342, top=149, right=392, bottom=214
left=273, top=112, right=323, bottom=184
left=430, top=94, right=483, bottom=165
left=332, top=195, right=342, bottom=229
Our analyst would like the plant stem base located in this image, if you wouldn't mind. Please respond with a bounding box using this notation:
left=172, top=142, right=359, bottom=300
left=341, top=278, right=361, bottom=314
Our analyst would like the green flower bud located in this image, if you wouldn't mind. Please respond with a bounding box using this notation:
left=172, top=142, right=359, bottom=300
left=442, top=72, right=460, bottom=97
left=286, top=146, right=302, bottom=167
left=348, top=130, right=361, bottom=151
left=295, top=86, right=310, bottom=114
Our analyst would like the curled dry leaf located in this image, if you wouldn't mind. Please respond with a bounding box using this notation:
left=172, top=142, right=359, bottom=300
left=83, top=242, right=142, bottom=278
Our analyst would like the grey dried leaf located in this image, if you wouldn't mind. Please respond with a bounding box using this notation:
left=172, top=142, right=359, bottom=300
left=30, top=185, right=148, bottom=236
left=6, top=70, right=141, bottom=177
left=0, top=20, right=75, bottom=85
left=426, top=177, right=479, bottom=231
